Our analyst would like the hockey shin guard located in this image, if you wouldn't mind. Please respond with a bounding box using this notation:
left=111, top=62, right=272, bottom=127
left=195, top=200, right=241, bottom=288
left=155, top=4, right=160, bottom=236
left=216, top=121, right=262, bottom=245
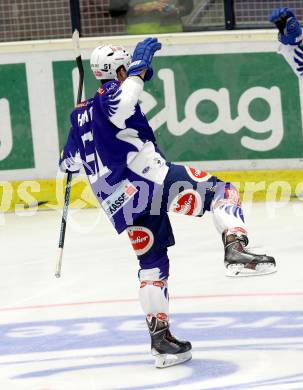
left=138, top=264, right=169, bottom=321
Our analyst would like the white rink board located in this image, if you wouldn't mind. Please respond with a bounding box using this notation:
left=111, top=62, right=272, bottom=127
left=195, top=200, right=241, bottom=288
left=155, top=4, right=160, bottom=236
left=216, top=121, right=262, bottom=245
left=0, top=201, right=303, bottom=389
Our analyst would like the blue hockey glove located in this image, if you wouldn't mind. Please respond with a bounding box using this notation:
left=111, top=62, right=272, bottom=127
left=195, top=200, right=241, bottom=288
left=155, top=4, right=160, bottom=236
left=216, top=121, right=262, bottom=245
left=127, top=37, right=161, bottom=81
left=269, top=7, right=302, bottom=45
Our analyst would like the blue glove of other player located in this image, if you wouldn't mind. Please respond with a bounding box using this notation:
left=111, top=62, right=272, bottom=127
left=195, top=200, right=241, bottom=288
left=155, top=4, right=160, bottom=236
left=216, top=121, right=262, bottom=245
left=269, top=7, right=302, bottom=45
left=127, top=37, right=161, bottom=81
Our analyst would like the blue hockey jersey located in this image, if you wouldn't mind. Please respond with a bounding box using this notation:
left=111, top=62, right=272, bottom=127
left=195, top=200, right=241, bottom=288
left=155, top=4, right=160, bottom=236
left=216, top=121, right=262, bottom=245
left=60, top=76, right=169, bottom=233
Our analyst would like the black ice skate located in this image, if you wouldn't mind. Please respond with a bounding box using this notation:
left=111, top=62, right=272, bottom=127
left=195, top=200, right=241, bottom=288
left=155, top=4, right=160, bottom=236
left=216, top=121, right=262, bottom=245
left=146, top=316, right=192, bottom=368
left=223, top=231, right=277, bottom=277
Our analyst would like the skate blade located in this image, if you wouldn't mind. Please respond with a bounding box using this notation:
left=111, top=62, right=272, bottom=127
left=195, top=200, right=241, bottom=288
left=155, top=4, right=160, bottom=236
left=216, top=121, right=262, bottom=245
left=225, top=263, right=277, bottom=277
left=154, top=351, right=192, bottom=369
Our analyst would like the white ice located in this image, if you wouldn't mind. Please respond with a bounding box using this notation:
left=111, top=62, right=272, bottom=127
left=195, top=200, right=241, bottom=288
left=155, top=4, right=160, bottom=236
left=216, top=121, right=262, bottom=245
left=0, top=201, right=302, bottom=390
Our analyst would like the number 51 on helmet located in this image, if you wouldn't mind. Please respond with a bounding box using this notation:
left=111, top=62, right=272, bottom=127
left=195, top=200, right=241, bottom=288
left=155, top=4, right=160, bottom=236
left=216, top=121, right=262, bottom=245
left=90, top=45, right=131, bottom=80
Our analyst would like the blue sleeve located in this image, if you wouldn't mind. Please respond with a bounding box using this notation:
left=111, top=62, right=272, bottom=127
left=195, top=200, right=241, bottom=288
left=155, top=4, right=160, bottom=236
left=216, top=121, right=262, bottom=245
left=97, top=77, right=144, bottom=129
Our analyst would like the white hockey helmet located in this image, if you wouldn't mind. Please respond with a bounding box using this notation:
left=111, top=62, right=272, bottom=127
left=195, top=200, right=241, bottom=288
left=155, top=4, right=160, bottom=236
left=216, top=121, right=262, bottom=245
left=90, top=45, right=131, bottom=80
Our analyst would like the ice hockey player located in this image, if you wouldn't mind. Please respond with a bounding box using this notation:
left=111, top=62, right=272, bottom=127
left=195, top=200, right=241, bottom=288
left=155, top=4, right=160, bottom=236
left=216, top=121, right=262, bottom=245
left=60, top=37, right=276, bottom=368
left=269, top=7, right=303, bottom=78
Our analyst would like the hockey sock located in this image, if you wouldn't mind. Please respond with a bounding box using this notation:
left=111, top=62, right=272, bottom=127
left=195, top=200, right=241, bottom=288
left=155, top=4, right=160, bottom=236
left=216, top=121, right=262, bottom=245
left=139, top=268, right=169, bottom=321
left=211, top=182, right=247, bottom=235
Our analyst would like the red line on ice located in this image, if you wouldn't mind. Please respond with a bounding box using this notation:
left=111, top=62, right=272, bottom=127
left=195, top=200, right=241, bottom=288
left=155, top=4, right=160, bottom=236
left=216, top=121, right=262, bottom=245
left=1, top=292, right=303, bottom=312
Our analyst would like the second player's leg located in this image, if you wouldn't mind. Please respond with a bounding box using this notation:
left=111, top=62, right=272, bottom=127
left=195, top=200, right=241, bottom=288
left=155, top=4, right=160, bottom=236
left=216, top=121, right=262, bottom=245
left=159, top=164, right=276, bottom=276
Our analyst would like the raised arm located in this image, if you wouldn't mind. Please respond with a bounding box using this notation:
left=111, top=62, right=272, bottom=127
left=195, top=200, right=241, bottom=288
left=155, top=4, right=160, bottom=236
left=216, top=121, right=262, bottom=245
left=107, top=76, right=145, bottom=129
left=107, top=37, right=161, bottom=129
left=269, top=7, right=303, bottom=77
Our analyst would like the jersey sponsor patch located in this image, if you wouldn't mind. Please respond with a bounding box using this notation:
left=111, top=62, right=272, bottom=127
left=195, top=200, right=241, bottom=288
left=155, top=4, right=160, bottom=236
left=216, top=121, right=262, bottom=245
left=169, top=189, right=202, bottom=216
left=101, top=180, right=138, bottom=218
left=186, top=166, right=211, bottom=182
left=127, top=226, right=154, bottom=255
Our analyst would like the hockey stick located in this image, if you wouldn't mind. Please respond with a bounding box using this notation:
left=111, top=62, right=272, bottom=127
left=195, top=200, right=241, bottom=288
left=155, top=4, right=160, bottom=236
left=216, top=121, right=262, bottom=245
left=55, top=27, right=84, bottom=278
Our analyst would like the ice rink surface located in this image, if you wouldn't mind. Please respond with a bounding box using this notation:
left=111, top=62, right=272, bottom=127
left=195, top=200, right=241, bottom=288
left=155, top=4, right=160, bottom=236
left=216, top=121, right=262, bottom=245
left=0, top=201, right=303, bottom=390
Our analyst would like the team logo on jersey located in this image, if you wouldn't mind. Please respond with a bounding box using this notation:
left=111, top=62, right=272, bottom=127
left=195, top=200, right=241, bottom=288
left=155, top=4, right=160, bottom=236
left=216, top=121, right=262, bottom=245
left=127, top=226, right=154, bottom=255
left=101, top=180, right=138, bottom=218
left=97, top=87, right=105, bottom=95
left=169, top=189, right=202, bottom=216
left=186, top=166, right=211, bottom=182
